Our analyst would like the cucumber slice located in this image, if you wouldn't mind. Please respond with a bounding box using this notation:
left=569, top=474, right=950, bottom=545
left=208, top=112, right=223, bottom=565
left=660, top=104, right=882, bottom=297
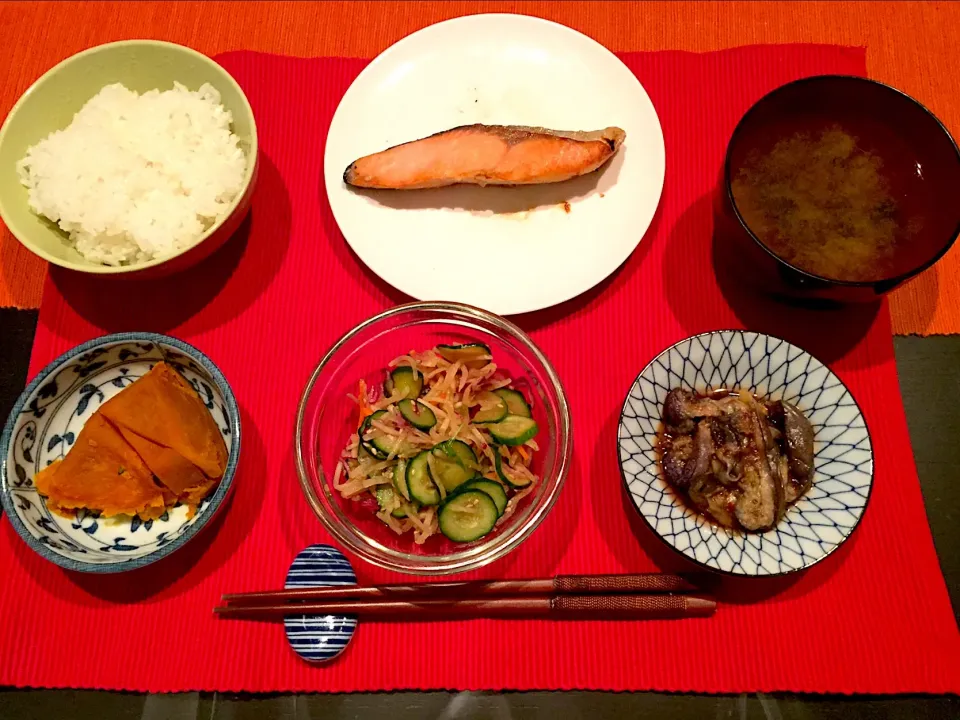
left=393, top=458, right=411, bottom=501
left=363, top=409, right=418, bottom=457
left=488, top=416, right=538, bottom=446
left=472, top=391, right=507, bottom=424
left=399, top=500, right=422, bottom=518
left=375, top=485, right=394, bottom=507
left=430, top=440, right=479, bottom=493
left=493, top=388, right=531, bottom=418
left=360, top=439, right=386, bottom=460
left=494, top=450, right=533, bottom=489
left=428, top=453, right=473, bottom=494
left=406, top=451, right=441, bottom=506
left=374, top=485, right=409, bottom=518
left=359, top=411, right=389, bottom=459
left=461, top=478, right=508, bottom=516
left=397, top=399, right=436, bottom=429
left=439, top=490, right=499, bottom=542
left=436, top=343, right=492, bottom=369
left=435, top=439, right=479, bottom=470
left=384, top=367, right=423, bottom=399
left=357, top=443, right=375, bottom=462
left=370, top=434, right=417, bottom=459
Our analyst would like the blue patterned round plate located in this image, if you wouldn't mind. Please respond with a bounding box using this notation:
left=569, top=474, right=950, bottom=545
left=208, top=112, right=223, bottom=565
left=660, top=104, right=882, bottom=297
left=0, top=332, right=241, bottom=573
left=284, top=544, right=357, bottom=663
left=618, top=330, right=874, bottom=576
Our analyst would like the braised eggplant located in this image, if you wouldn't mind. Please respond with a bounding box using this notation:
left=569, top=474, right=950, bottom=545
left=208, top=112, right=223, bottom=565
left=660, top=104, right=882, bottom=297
left=658, top=388, right=815, bottom=532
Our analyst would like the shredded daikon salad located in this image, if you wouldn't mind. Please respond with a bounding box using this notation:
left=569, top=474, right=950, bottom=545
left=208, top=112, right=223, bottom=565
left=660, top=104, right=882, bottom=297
left=333, top=344, right=540, bottom=544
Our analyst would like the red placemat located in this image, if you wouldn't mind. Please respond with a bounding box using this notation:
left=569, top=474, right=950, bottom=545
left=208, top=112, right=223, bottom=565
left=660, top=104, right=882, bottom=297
left=1, top=45, right=958, bottom=695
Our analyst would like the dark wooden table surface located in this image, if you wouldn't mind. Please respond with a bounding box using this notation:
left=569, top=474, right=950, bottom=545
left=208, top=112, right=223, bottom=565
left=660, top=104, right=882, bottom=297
left=0, top=308, right=957, bottom=719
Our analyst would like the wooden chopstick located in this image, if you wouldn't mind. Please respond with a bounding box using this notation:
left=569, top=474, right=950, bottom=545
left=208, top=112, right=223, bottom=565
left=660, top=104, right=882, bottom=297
left=221, top=573, right=699, bottom=607
left=214, top=593, right=716, bottom=620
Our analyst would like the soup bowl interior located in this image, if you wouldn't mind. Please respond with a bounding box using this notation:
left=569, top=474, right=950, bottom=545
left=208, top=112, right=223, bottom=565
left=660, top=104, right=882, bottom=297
left=725, top=75, right=960, bottom=288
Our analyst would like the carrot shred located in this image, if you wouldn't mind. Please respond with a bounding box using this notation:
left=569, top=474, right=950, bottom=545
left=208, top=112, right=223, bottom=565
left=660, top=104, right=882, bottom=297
left=357, top=379, right=373, bottom=428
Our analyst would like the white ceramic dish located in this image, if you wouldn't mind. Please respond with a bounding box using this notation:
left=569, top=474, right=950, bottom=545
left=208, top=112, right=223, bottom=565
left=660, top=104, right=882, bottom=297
left=618, top=331, right=874, bottom=577
left=324, top=14, right=665, bottom=315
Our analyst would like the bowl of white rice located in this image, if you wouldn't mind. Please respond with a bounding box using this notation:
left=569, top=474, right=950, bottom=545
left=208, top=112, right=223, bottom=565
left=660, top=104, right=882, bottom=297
left=0, top=40, right=258, bottom=276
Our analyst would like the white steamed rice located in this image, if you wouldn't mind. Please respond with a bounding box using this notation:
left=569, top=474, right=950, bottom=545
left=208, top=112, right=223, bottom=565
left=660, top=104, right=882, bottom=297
left=17, top=82, right=247, bottom=266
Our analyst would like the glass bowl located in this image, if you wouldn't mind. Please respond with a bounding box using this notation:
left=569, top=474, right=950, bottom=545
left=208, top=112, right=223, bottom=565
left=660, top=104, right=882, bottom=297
left=294, top=301, right=572, bottom=575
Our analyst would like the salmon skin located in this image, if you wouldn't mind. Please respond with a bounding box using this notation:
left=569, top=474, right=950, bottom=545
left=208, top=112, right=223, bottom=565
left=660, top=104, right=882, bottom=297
left=343, top=124, right=626, bottom=190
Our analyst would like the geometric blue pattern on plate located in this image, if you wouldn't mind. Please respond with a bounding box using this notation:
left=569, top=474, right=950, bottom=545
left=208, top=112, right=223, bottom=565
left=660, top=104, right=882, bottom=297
left=284, top=544, right=357, bottom=663
left=618, top=331, right=874, bottom=577
left=0, top=332, right=241, bottom=573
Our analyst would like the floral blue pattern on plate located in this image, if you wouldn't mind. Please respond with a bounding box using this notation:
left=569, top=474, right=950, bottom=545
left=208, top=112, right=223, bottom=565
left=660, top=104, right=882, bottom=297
left=618, top=331, right=874, bottom=577
left=284, top=544, right=357, bottom=663
left=0, top=332, right=241, bottom=573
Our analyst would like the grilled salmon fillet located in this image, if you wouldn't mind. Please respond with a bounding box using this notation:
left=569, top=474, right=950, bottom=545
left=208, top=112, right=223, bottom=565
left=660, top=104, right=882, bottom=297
left=343, top=124, right=626, bottom=189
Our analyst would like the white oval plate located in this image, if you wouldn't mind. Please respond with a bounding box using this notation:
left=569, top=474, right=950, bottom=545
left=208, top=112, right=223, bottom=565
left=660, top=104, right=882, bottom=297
left=324, top=14, right=665, bottom=315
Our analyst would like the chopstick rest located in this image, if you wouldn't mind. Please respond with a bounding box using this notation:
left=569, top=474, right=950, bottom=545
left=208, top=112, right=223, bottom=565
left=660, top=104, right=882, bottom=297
left=280, top=544, right=358, bottom=664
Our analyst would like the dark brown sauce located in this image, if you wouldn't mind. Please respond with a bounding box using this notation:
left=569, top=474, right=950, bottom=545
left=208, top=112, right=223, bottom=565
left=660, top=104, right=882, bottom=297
left=657, top=388, right=809, bottom=532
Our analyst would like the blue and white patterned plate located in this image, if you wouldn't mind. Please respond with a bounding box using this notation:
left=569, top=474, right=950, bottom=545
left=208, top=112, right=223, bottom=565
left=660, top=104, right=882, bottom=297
left=0, top=332, right=241, bottom=573
left=618, top=331, right=874, bottom=577
left=284, top=544, right=357, bottom=663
